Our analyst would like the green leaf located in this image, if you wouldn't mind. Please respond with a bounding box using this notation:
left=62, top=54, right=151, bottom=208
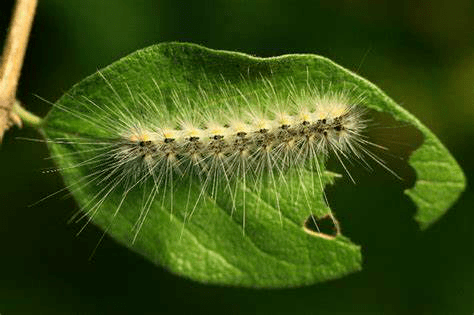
left=40, top=42, right=465, bottom=287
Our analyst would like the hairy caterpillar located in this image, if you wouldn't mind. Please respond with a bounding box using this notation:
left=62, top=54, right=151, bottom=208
left=40, top=72, right=392, bottom=242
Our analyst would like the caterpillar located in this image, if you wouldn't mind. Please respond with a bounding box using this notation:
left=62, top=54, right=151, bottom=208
left=40, top=71, right=394, bottom=244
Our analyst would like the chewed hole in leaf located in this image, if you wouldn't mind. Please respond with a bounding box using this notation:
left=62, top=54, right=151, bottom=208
left=303, top=214, right=340, bottom=239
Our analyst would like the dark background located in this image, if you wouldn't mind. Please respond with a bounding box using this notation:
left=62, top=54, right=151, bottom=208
left=1, top=0, right=473, bottom=314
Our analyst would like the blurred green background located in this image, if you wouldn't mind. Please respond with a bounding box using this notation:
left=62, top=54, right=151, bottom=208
left=1, top=0, right=473, bottom=314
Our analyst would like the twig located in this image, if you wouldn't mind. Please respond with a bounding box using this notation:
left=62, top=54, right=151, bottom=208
left=0, top=0, right=38, bottom=141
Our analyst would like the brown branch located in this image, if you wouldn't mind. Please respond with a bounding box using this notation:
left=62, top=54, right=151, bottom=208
left=0, top=0, right=38, bottom=141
